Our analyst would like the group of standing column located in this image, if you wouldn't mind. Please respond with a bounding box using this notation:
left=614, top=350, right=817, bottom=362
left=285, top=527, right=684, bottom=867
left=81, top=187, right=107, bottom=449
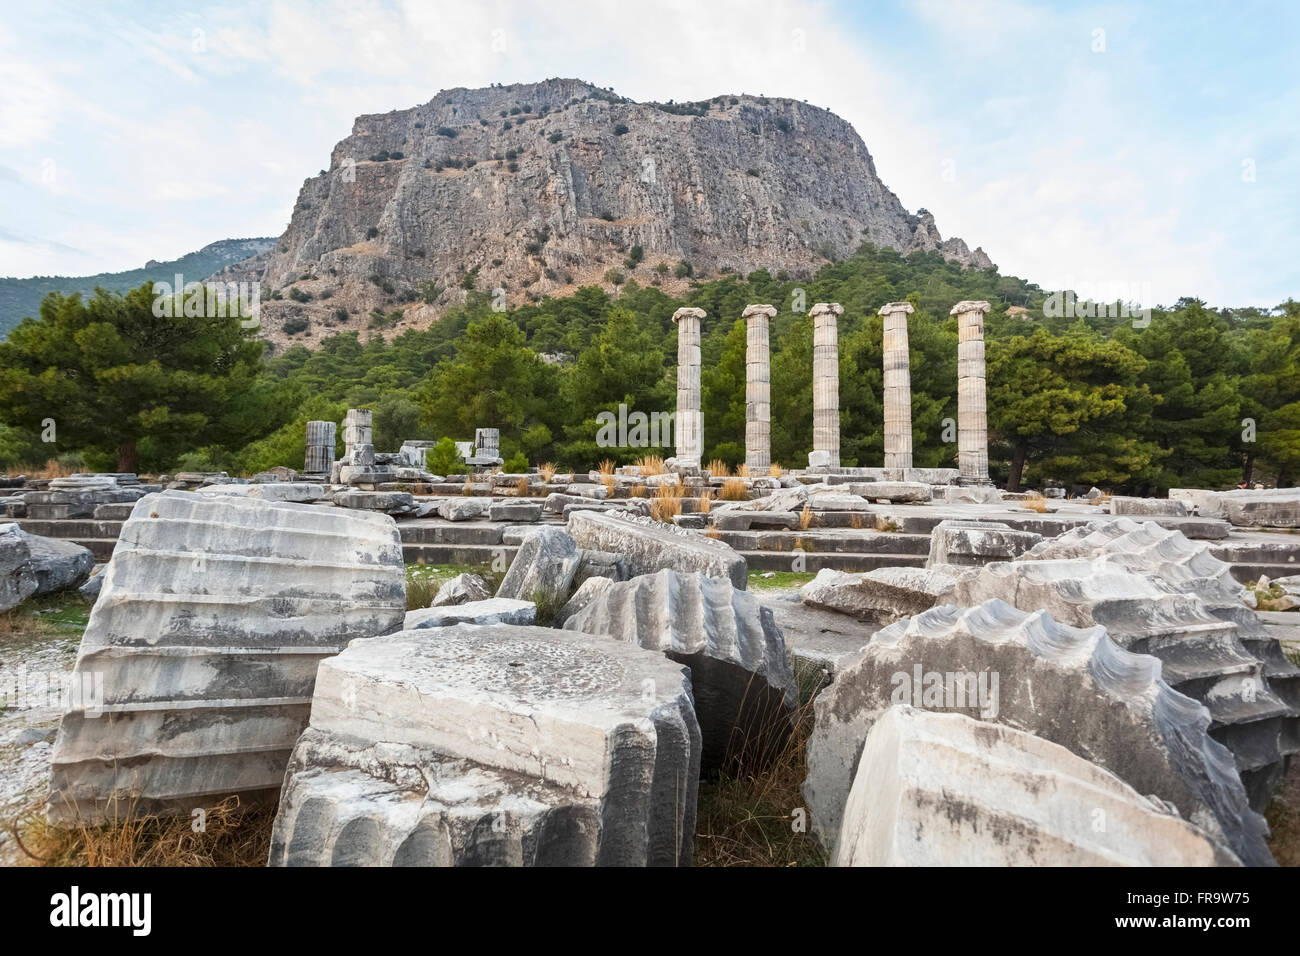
left=670, top=299, right=992, bottom=483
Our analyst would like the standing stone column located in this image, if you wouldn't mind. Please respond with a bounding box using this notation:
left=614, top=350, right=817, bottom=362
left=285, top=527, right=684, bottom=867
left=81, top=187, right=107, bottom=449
left=879, top=301, right=915, bottom=471
left=343, top=408, right=372, bottom=459
left=672, top=307, right=707, bottom=468
left=304, top=421, right=336, bottom=475
left=742, top=304, right=777, bottom=474
left=809, top=303, right=844, bottom=470
left=951, top=300, right=992, bottom=484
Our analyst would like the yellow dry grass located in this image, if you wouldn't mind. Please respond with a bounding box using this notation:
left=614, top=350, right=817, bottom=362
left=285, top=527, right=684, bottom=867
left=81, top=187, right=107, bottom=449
left=707, top=459, right=730, bottom=479
left=515, top=476, right=531, bottom=496
left=11, top=795, right=274, bottom=867
left=634, top=455, right=666, bottom=476
left=768, top=463, right=783, bottom=478
left=650, top=481, right=684, bottom=522
left=631, top=483, right=647, bottom=498
left=799, top=505, right=814, bottom=530
left=538, top=461, right=556, bottom=483
left=699, top=488, right=714, bottom=514
left=719, top=477, right=749, bottom=501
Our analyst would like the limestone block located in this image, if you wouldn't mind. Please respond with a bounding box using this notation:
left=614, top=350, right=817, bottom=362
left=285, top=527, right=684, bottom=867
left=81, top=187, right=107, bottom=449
left=404, top=599, right=536, bottom=629
left=437, top=497, right=491, bottom=521
left=489, top=502, right=543, bottom=522
left=574, top=548, right=630, bottom=585
left=331, top=490, right=415, bottom=515
left=269, top=625, right=701, bottom=866
left=432, top=572, right=490, bottom=607
left=496, top=527, right=581, bottom=609
left=567, top=510, right=747, bottom=589
left=1110, top=496, right=1189, bottom=517
left=46, top=491, right=407, bottom=825
left=833, top=705, right=1238, bottom=867
left=0, top=522, right=37, bottom=611
left=842, top=481, right=931, bottom=503
left=554, top=576, right=613, bottom=627
left=803, top=600, right=1273, bottom=866
left=800, top=566, right=963, bottom=620
left=926, top=519, right=1042, bottom=567
left=199, top=482, right=327, bottom=503
left=565, top=569, right=797, bottom=768
left=21, top=531, right=94, bottom=595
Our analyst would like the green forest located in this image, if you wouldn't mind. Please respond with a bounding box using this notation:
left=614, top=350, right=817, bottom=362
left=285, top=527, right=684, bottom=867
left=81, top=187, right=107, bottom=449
left=2, top=243, right=1297, bottom=493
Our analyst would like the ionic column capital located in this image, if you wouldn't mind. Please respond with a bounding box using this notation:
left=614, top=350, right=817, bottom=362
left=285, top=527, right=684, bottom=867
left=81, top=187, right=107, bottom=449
left=742, top=303, right=777, bottom=321
left=879, top=301, right=915, bottom=316
left=672, top=307, right=707, bottom=324
left=809, top=302, right=844, bottom=319
left=949, top=300, right=991, bottom=316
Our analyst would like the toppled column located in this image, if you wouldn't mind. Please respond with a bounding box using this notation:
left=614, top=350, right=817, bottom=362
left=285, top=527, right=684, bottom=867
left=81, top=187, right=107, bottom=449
left=809, top=303, right=843, bottom=470
left=304, top=420, right=336, bottom=475
left=879, top=301, right=915, bottom=470
left=269, top=624, right=701, bottom=866
left=672, top=307, right=706, bottom=469
left=834, top=705, right=1238, bottom=866
left=564, top=569, right=797, bottom=768
left=46, top=491, right=406, bottom=825
left=803, top=599, right=1274, bottom=866
left=951, top=300, right=992, bottom=484
left=343, top=408, right=372, bottom=460
left=742, top=304, right=777, bottom=474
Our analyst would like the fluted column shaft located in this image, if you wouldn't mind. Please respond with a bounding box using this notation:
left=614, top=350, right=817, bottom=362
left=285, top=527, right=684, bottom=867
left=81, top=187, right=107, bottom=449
left=304, top=420, right=336, bottom=474
left=809, top=302, right=843, bottom=470
left=672, top=307, right=706, bottom=467
left=880, top=301, right=915, bottom=470
left=952, top=300, right=992, bottom=484
left=743, top=304, right=776, bottom=473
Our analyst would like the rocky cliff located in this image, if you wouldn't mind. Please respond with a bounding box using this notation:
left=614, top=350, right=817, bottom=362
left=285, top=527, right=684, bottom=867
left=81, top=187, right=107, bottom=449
left=236, top=78, right=992, bottom=349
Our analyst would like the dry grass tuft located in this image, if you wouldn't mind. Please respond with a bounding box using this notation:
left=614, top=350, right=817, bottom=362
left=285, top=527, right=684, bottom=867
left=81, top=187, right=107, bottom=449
left=8, top=459, right=77, bottom=480
left=799, top=505, right=814, bottom=531
left=707, top=459, right=730, bottom=479
left=634, top=455, right=666, bottom=476
left=461, top=477, right=474, bottom=496
left=650, top=481, right=684, bottom=522
left=515, top=476, right=531, bottom=496
left=694, top=675, right=827, bottom=867
left=719, top=477, right=749, bottom=501
left=597, top=458, right=616, bottom=477
left=736, top=463, right=751, bottom=478
left=13, top=795, right=275, bottom=867
left=768, top=462, right=783, bottom=478
left=704, top=527, right=721, bottom=539
left=1023, top=492, right=1048, bottom=514
left=538, top=461, right=556, bottom=483
left=699, top=487, right=714, bottom=514
left=849, top=513, right=864, bottom=529
left=630, top=483, right=647, bottom=498
left=600, top=473, right=616, bottom=496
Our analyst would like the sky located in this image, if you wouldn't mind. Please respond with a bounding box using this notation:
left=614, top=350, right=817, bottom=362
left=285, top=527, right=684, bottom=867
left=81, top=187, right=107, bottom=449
left=1, top=0, right=1296, bottom=307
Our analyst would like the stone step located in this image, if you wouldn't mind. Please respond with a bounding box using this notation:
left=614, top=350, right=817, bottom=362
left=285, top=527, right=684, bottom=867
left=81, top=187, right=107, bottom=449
left=398, top=521, right=506, bottom=545
left=16, top=518, right=124, bottom=539
left=715, top=528, right=931, bottom=555
left=402, top=542, right=517, bottom=566
left=739, top=550, right=928, bottom=573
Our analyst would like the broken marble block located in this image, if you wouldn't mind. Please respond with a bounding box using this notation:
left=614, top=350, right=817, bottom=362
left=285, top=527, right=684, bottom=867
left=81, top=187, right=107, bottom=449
left=403, top=599, right=536, bottom=629
left=432, top=572, right=491, bottom=607
left=489, top=501, right=543, bottom=522
left=438, top=497, right=492, bottom=521
left=574, top=548, right=630, bottom=586
left=21, top=531, right=94, bottom=595
left=46, top=490, right=407, bottom=825
left=496, top=527, right=581, bottom=612
left=0, top=522, right=37, bottom=611
left=1009, top=517, right=1300, bottom=808
left=845, top=481, right=932, bottom=504
left=567, top=510, right=747, bottom=589
left=554, top=576, right=613, bottom=627
left=565, top=569, right=797, bottom=768
left=800, top=566, right=964, bottom=621
left=198, top=482, right=327, bottom=503
left=1109, top=496, right=1188, bottom=517
left=926, top=519, right=1042, bottom=567
left=833, top=705, right=1238, bottom=867
left=803, top=599, right=1273, bottom=867
left=268, top=625, right=701, bottom=866
left=331, top=490, right=415, bottom=515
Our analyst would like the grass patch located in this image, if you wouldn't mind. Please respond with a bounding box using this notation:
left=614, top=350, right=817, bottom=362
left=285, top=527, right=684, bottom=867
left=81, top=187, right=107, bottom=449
left=12, top=795, right=274, bottom=867
left=405, top=562, right=503, bottom=610
left=0, top=591, right=91, bottom=643
left=747, top=570, right=816, bottom=590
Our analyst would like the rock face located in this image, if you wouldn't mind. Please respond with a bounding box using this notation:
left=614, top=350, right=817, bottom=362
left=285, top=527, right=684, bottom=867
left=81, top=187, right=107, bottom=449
left=803, top=600, right=1273, bottom=867
left=834, top=705, right=1238, bottom=867
left=46, top=491, right=407, bottom=825
left=1003, top=517, right=1300, bottom=808
left=0, top=522, right=37, bottom=611
left=238, top=78, right=992, bottom=348
left=567, top=510, right=747, bottom=589
left=269, top=624, right=701, bottom=866
left=564, top=569, right=797, bottom=767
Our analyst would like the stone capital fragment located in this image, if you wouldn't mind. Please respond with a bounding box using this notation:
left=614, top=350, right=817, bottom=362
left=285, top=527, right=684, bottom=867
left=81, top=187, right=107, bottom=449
left=949, top=300, right=991, bottom=315
left=878, top=301, right=914, bottom=316
left=671, top=307, right=706, bottom=324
